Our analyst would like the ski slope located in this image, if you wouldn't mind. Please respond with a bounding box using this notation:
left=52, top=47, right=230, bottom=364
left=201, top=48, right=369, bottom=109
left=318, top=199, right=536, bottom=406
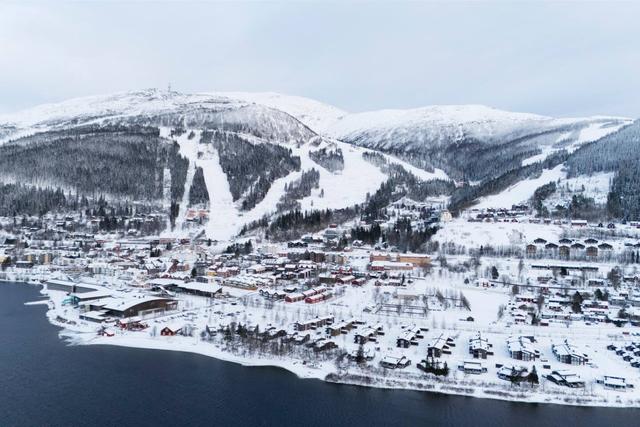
left=474, top=164, right=566, bottom=210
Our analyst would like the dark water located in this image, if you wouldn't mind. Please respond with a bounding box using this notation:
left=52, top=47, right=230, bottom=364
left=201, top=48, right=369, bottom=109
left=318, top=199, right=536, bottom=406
left=0, top=282, right=636, bottom=427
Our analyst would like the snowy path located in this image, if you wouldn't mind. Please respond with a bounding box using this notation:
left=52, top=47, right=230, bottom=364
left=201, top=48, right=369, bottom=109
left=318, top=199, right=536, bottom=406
left=172, top=131, right=201, bottom=232
left=298, top=141, right=386, bottom=211
left=175, top=161, right=196, bottom=230
left=199, top=145, right=241, bottom=241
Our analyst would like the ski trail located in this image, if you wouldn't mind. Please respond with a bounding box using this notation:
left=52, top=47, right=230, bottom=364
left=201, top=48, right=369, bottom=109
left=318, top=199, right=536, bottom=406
left=175, top=160, right=196, bottom=230
left=172, top=130, right=201, bottom=232
left=161, top=166, right=172, bottom=212
left=199, top=144, right=240, bottom=241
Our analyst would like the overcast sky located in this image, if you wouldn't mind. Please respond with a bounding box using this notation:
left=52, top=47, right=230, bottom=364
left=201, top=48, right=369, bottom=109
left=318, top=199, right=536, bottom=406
left=1, top=1, right=639, bottom=118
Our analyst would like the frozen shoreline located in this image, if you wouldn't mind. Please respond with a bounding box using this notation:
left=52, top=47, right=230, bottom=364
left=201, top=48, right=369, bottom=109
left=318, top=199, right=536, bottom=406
left=55, top=323, right=638, bottom=409
left=7, top=280, right=640, bottom=409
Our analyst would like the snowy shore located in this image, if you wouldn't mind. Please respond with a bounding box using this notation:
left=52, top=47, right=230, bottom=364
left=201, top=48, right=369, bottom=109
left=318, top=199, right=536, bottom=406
left=54, top=327, right=637, bottom=409
left=8, top=266, right=640, bottom=410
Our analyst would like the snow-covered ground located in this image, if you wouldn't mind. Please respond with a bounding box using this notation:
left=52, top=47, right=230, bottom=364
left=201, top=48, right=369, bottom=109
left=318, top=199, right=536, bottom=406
left=435, top=217, right=565, bottom=248
left=474, top=165, right=566, bottom=210
left=298, top=142, right=387, bottom=211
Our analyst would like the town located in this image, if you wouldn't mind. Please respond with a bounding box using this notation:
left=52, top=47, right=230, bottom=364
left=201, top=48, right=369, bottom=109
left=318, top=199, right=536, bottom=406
left=3, top=198, right=640, bottom=408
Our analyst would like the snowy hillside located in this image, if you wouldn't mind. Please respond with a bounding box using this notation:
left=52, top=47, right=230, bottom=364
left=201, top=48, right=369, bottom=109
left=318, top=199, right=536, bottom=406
left=328, top=104, right=548, bottom=149
left=0, top=89, right=317, bottom=145
left=217, top=91, right=346, bottom=134
left=327, top=104, right=629, bottom=151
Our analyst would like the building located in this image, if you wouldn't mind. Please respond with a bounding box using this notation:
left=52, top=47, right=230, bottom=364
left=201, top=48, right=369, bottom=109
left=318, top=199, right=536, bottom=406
left=427, top=333, right=455, bottom=357
left=468, top=332, right=492, bottom=359
left=380, top=354, right=411, bottom=369
left=497, top=365, right=529, bottom=382
left=546, top=370, right=585, bottom=388
left=370, top=260, right=413, bottom=272
left=458, top=360, right=487, bottom=374
left=507, top=336, right=539, bottom=361
left=552, top=340, right=589, bottom=365
left=397, top=254, right=431, bottom=267
left=294, top=316, right=334, bottom=332
left=396, top=327, right=423, bottom=348
left=526, top=244, right=537, bottom=257
left=597, top=376, right=632, bottom=391
left=46, top=279, right=98, bottom=294
left=174, top=282, right=223, bottom=298
left=102, top=296, right=177, bottom=318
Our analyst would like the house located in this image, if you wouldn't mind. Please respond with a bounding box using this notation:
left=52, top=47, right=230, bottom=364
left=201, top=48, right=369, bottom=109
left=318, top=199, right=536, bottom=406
left=313, top=339, right=338, bottom=352
left=79, top=310, right=110, bottom=323
left=347, top=347, right=375, bottom=361
left=598, top=243, right=613, bottom=251
left=507, top=336, right=539, bottom=361
left=288, top=332, right=311, bottom=345
left=546, top=370, right=585, bottom=388
left=294, top=316, right=334, bottom=331
left=468, top=332, right=492, bottom=359
left=396, top=327, right=423, bottom=348
left=559, top=245, right=570, bottom=259
left=552, top=340, right=589, bottom=365
left=571, top=242, right=585, bottom=251
left=597, top=376, right=633, bottom=391
left=336, top=275, right=356, bottom=285
left=285, top=293, right=305, bottom=303
left=497, top=365, right=529, bottom=381
left=326, top=319, right=355, bottom=336
left=458, top=360, right=487, bottom=374
left=260, top=327, right=287, bottom=341
left=526, top=244, right=537, bottom=256
left=160, top=324, right=183, bottom=336
left=305, top=291, right=332, bottom=304
left=380, top=354, right=411, bottom=369
left=427, top=333, right=455, bottom=357
left=354, top=327, right=380, bottom=344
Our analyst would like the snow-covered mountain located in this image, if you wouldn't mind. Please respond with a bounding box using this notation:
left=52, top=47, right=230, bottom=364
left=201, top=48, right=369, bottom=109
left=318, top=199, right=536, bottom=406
left=321, top=104, right=630, bottom=182
left=216, top=91, right=347, bottom=134
left=0, top=89, right=319, bottom=145
left=0, top=89, right=635, bottom=240
left=327, top=104, right=551, bottom=149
